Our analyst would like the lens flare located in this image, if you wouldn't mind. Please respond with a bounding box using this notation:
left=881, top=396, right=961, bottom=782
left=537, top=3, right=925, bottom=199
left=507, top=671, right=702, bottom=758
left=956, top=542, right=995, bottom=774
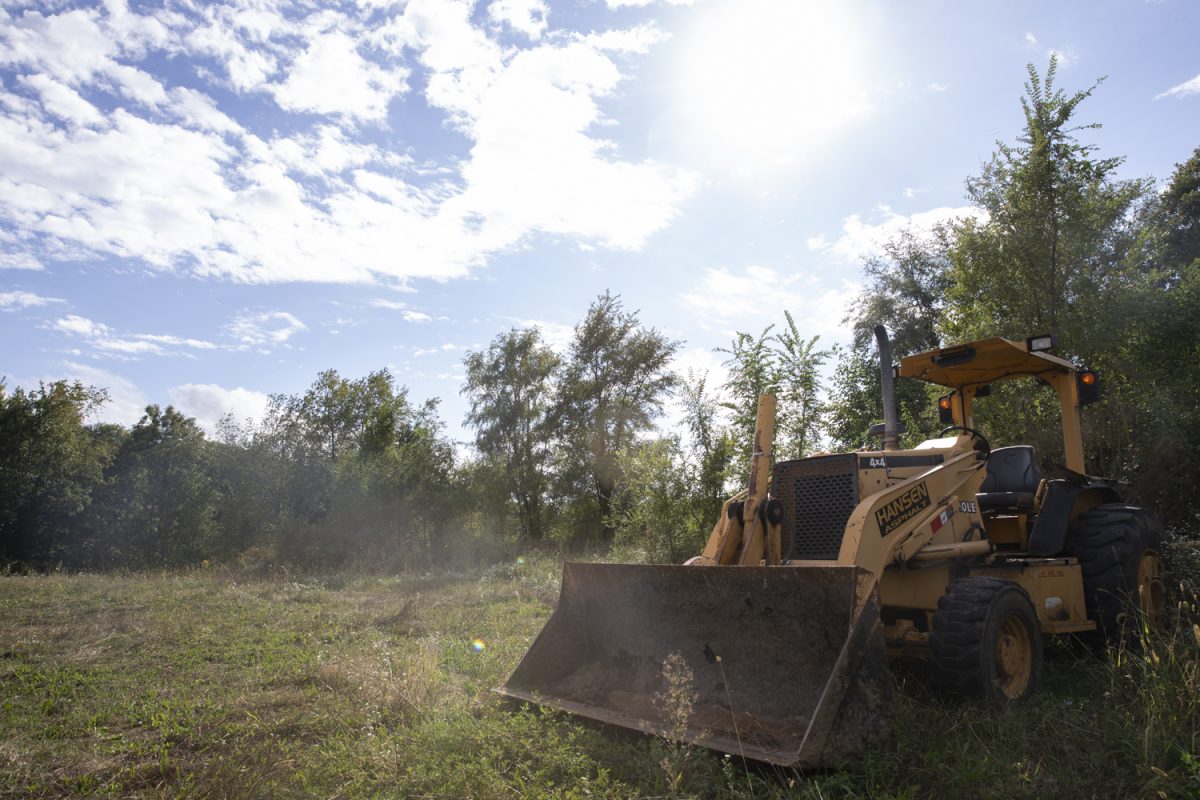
left=516, top=556, right=526, bottom=566
left=471, top=638, right=486, bottom=653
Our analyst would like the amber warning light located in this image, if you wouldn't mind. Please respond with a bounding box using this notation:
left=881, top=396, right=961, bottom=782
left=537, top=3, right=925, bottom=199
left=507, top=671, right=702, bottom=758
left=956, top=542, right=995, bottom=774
left=937, top=394, right=954, bottom=424
left=1077, top=370, right=1101, bottom=404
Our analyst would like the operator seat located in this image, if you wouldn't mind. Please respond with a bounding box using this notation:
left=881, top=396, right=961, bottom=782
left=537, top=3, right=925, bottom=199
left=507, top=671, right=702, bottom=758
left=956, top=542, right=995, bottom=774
left=977, top=445, right=1040, bottom=511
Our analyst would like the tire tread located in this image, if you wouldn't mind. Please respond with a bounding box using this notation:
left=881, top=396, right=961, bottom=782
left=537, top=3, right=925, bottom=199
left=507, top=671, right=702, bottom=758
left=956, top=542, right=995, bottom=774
left=930, top=577, right=1041, bottom=701
left=1065, top=503, right=1162, bottom=643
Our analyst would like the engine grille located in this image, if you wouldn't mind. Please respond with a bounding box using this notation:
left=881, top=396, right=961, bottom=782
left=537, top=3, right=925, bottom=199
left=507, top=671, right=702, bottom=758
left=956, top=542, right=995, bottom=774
left=772, top=454, right=860, bottom=560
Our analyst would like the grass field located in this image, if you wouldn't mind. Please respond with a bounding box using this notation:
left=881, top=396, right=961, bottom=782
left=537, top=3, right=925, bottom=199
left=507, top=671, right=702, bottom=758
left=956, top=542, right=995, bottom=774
left=1, top=560, right=1197, bottom=799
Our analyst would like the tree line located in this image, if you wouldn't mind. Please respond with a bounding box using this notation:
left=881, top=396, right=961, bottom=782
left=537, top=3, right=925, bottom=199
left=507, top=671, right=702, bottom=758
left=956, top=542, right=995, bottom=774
left=2, top=59, right=1197, bottom=571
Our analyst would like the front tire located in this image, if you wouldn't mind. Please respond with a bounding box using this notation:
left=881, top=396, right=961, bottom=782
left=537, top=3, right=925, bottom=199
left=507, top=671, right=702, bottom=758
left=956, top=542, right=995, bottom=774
left=930, top=577, right=1043, bottom=703
left=1066, top=503, right=1165, bottom=644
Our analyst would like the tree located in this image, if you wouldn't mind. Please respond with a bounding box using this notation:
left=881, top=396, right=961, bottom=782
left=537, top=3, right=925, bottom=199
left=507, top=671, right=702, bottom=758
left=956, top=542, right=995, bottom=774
left=717, top=324, right=779, bottom=452
left=608, top=437, right=695, bottom=563
left=835, top=59, right=1155, bottom=470
left=98, top=405, right=219, bottom=567
left=555, top=293, right=680, bottom=543
left=0, top=381, right=113, bottom=568
left=261, top=369, right=458, bottom=569
left=824, top=345, right=882, bottom=451
left=1113, top=149, right=1200, bottom=523
left=837, top=227, right=958, bottom=452
left=717, top=313, right=828, bottom=460
left=939, top=58, right=1152, bottom=472
left=462, top=328, right=560, bottom=542
left=283, top=368, right=402, bottom=461
left=1134, top=146, right=1200, bottom=283
left=325, top=396, right=458, bottom=570
left=774, top=311, right=830, bottom=460
left=208, top=414, right=282, bottom=560
left=847, top=226, right=953, bottom=356
left=946, top=56, right=1149, bottom=347
left=678, top=371, right=736, bottom=530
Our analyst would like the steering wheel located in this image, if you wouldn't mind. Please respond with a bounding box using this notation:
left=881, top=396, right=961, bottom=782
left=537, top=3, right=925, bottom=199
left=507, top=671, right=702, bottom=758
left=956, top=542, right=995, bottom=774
left=939, top=425, right=991, bottom=459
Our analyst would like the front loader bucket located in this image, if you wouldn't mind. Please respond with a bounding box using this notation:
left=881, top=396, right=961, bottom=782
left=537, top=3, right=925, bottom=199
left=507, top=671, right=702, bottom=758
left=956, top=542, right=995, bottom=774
left=499, top=562, right=892, bottom=769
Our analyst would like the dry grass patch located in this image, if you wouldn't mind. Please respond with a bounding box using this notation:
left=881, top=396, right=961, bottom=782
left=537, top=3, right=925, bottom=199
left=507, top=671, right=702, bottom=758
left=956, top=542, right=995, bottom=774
left=317, top=637, right=451, bottom=723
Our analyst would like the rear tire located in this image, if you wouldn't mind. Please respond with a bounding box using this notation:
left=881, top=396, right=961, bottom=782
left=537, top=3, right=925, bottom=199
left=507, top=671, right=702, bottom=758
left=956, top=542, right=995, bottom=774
left=930, top=577, right=1042, bottom=703
left=1065, top=503, right=1165, bottom=644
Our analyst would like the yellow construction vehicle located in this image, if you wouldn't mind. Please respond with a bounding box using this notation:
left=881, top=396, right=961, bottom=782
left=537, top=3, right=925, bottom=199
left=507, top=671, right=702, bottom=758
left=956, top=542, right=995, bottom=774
left=500, top=329, right=1165, bottom=768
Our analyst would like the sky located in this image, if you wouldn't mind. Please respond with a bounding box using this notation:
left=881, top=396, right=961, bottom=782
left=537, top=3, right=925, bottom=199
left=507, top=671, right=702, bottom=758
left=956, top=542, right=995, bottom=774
left=2, top=0, right=1198, bottom=448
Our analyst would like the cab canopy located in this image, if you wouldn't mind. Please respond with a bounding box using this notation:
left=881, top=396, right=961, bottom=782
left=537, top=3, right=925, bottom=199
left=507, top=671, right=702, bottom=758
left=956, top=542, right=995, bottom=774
left=898, top=335, right=1095, bottom=474
left=898, top=336, right=1076, bottom=389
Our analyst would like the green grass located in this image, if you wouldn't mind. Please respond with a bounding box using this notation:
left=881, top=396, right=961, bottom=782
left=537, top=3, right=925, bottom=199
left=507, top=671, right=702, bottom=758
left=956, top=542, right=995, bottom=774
left=1, top=561, right=1196, bottom=799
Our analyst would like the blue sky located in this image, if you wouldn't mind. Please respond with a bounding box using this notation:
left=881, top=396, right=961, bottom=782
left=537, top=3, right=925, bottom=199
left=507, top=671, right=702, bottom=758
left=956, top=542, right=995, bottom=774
left=2, top=0, right=1198, bottom=447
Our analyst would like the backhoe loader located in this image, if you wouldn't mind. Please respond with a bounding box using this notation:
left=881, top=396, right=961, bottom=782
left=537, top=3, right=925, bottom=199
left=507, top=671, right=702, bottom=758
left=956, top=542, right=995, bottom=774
left=500, top=329, right=1165, bottom=768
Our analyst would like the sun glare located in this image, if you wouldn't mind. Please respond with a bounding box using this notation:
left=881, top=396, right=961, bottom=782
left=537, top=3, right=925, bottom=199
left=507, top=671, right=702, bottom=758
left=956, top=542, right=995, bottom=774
left=670, top=0, right=873, bottom=177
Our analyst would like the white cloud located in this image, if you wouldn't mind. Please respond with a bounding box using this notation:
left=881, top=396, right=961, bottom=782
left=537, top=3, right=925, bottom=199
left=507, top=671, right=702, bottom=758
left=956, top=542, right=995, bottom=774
left=185, top=15, right=279, bottom=92
left=59, top=361, right=149, bottom=426
left=391, top=0, right=696, bottom=253
left=135, top=333, right=219, bottom=350
left=0, top=2, right=695, bottom=287
left=272, top=31, right=408, bottom=121
left=1020, top=32, right=1074, bottom=70
left=226, top=311, right=306, bottom=346
left=92, top=338, right=169, bottom=356
left=0, top=252, right=45, bottom=270
left=414, top=342, right=459, bottom=356
left=403, top=310, right=432, bottom=323
left=488, top=0, right=549, bottom=39
left=679, top=266, right=859, bottom=342
left=274, top=125, right=400, bottom=177
left=809, top=205, right=985, bottom=265
left=442, top=41, right=697, bottom=251
left=579, top=23, right=670, bottom=55
left=504, top=317, right=576, bottom=352
left=924, top=82, right=947, bottom=93
left=671, top=345, right=729, bottom=394
left=0, top=289, right=63, bottom=310
left=49, top=313, right=218, bottom=358
left=1156, top=73, right=1200, bottom=100
left=606, top=0, right=696, bottom=7
left=168, top=382, right=270, bottom=436
left=52, top=314, right=110, bottom=338
left=371, top=298, right=413, bottom=310
left=18, top=74, right=105, bottom=126
left=1048, top=47, right=1077, bottom=68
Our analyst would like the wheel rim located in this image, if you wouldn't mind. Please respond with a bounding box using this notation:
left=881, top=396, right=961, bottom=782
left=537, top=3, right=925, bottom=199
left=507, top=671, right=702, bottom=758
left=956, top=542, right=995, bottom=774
left=994, top=615, right=1033, bottom=699
left=1136, top=550, right=1166, bottom=629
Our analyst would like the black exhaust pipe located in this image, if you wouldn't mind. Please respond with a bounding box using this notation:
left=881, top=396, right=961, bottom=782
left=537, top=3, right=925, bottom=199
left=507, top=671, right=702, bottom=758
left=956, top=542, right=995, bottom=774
left=874, top=325, right=900, bottom=452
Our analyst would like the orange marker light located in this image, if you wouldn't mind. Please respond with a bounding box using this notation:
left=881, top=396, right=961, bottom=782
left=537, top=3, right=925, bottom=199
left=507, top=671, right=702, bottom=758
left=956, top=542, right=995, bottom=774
left=1077, top=370, right=1101, bottom=405
left=937, top=394, right=955, bottom=423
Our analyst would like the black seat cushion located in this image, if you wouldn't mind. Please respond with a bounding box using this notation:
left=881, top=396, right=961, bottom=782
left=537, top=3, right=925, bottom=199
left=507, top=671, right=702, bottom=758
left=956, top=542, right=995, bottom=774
left=978, top=446, right=1040, bottom=511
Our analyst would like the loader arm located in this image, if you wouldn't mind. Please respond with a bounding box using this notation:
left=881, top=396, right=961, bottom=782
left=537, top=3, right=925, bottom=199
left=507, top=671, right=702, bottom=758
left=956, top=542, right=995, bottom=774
left=835, top=447, right=988, bottom=578
left=689, top=394, right=783, bottom=566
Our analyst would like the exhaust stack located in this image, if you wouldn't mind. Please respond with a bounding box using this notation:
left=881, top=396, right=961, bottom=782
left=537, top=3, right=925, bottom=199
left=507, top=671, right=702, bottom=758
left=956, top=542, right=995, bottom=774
left=874, top=325, right=901, bottom=452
